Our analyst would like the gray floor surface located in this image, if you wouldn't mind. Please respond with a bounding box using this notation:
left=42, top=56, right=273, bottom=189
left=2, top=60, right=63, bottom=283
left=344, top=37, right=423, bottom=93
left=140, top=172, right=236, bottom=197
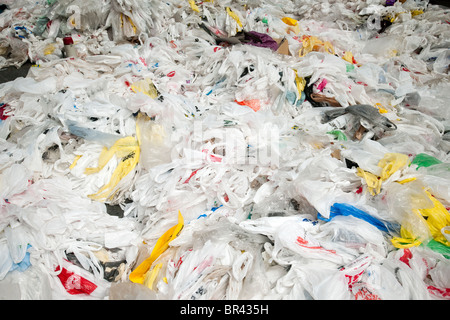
left=0, top=61, right=31, bottom=84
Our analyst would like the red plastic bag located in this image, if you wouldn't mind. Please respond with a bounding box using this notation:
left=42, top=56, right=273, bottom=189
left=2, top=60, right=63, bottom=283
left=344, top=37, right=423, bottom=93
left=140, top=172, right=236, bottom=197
left=235, top=99, right=261, bottom=112
left=55, top=265, right=97, bottom=295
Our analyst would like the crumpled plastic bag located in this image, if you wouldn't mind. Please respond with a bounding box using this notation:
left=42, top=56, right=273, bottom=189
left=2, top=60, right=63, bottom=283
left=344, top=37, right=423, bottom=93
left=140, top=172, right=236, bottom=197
left=0, top=0, right=449, bottom=302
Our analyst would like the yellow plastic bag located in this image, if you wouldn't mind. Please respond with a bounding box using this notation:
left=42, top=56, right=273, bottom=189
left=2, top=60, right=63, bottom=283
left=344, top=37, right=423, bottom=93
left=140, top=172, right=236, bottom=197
left=44, top=44, right=56, bottom=55
left=356, top=168, right=382, bottom=196
left=130, top=78, right=158, bottom=99
left=357, top=153, right=410, bottom=195
left=299, top=35, right=318, bottom=57
left=294, top=69, right=306, bottom=96
left=378, top=153, right=409, bottom=181
left=143, top=263, right=163, bottom=289
left=391, top=226, right=423, bottom=248
left=299, top=36, right=335, bottom=57
left=392, top=190, right=450, bottom=248
left=281, top=17, right=300, bottom=34
left=374, top=103, right=388, bottom=114
left=411, top=9, right=424, bottom=17
left=342, top=51, right=355, bottom=64
left=85, top=136, right=140, bottom=202
left=129, top=211, right=184, bottom=285
left=419, top=191, right=450, bottom=246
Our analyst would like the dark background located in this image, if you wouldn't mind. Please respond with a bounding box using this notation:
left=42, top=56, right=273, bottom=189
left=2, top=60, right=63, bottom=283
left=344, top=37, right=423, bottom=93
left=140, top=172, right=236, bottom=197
left=429, top=0, right=450, bottom=5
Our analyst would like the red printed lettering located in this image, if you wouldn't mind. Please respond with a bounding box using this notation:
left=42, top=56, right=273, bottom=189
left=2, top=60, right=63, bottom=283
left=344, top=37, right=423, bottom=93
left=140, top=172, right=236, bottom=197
left=296, top=236, right=337, bottom=255
left=399, top=248, right=412, bottom=267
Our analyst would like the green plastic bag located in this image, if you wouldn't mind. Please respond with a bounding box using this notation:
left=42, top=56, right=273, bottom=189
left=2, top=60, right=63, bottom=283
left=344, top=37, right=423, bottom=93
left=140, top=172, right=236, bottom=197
left=426, top=240, right=450, bottom=259
left=411, top=153, right=442, bottom=169
left=327, top=130, right=347, bottom=141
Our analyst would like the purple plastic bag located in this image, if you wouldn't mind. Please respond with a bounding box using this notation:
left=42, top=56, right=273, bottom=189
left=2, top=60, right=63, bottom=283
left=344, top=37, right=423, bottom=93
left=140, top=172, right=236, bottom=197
left=243, top=31, right=279, bottom=51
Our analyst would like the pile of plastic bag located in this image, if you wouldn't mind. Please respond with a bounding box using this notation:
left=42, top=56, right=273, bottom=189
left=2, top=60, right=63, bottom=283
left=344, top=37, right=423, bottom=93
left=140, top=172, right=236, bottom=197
left=0, top=0, right=449, bottom=300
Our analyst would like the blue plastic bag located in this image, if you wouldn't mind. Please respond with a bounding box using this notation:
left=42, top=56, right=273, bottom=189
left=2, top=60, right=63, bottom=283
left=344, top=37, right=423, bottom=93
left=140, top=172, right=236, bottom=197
left=318, top=203, right=399, bottom=233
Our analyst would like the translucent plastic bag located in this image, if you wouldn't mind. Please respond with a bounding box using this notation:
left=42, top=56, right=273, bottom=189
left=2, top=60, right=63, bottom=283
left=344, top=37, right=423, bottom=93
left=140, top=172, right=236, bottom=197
left=135, top=113, right=174, bottom=172
left=386, top=179, right=450, bottom=248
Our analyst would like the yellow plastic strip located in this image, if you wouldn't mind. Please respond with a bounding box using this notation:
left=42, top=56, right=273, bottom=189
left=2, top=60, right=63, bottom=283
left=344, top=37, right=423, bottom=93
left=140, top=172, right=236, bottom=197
left=69, top=155, right=82, bottom=170
left=397, top=177, right=417, bottom=184
left=127, top=16, right=137, bottom=34
left=391, top=234, right=422, bottom=248
left=129, top=211, right=184, bottom=284
left=188, top=0, right=200, bottom=12
left=226, top=7, right=243, bottom=29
